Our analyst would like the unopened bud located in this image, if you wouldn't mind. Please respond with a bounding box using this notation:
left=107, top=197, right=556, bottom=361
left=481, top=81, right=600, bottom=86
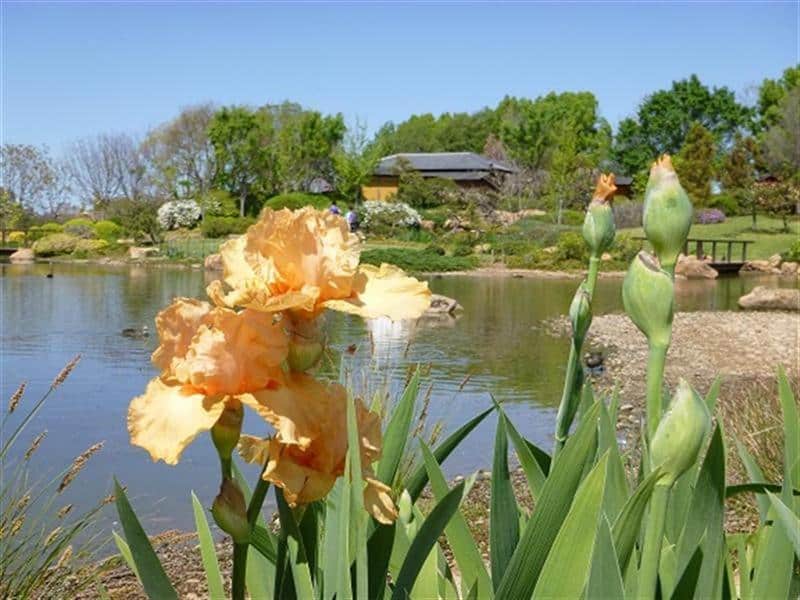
left=622, top=252, right=674, bottom=348
left=211, top=478, right=250, bottom=543
left=582, top=174, right=617, bottom=256
left=211, top=400, right=243, bottom=461
left=286, top=315, right=325, bottom=372
left=650, top=379, right=711, bottom=486
left=643, top=155, right=693, bottom=275
left=569, top=283, right=592, bottom=345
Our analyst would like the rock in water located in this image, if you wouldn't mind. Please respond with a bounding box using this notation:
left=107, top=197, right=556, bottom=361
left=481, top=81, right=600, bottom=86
left=425, top=294, right=462, bottom=316
left=738, top=286, right=800, bottom=311
left=675, top=254, right=718, bottom=279
left=128, top=246, right=159, bottom=260
left=9, top=248, right=34, bottom=263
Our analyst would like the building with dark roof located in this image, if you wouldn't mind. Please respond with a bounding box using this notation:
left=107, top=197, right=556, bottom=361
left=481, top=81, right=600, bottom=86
left=362, top=152, right=516, bottom=201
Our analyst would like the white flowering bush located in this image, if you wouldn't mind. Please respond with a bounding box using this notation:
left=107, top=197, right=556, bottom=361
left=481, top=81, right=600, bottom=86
left=361, top=200, right=421, bottom=236
left=157, top=199, right=202, bottom=230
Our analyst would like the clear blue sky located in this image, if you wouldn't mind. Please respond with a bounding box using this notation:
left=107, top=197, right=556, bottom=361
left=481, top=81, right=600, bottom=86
left=3, top=1, right=798, bottom=155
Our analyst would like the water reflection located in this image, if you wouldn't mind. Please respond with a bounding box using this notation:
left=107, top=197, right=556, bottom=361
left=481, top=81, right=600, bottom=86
left=1, top=262, right=794, bottom=531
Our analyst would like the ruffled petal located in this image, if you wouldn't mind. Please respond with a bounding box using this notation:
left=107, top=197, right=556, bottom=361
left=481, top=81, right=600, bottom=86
left=151, top=298, right=213, bottom=371
left=127, top=378, right=225, bottom=465
left=262, top=438, right=337, bottom=506
left=238, top=434, right=271, bottom=466
left=323, top=263, right=431, bottom=320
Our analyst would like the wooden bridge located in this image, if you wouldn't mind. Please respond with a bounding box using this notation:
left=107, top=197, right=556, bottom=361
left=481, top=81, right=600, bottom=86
left=633, top=237, right=755, bottom=274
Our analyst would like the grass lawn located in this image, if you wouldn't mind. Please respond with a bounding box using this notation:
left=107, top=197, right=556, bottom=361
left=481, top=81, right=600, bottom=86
left=620, top=215, right=799, bottom=260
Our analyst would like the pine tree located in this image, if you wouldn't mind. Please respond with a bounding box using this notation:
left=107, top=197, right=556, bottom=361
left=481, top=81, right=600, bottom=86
left=675, top=122, right=715, bottom=205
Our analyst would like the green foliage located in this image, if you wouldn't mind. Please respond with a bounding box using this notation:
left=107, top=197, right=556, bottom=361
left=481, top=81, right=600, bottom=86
left=72, top=238, right=110, bottom=258
left=63, top=217, right=96, bottom=238
left=708, top=193, right=741, bottom=215
left=200, top=216, right=256, bottom=238
left=555, top=231, right=589, bottom=262
left=611, top=234, right=641, bottom=263
left=27, top=222, right=64, bottom=241
left=0, top=190, right=24, bottom=232
left=93, top=220, right=123, bottom=242
left=756, top=64, right=799, bottom=130
left=107, top=198, right=164, bottom=244
left=675, top=122, right=716, bottom=205
left=396, top=169, right=460, bottom=209
left=782, top=239, right=800, bottom=261
left=199, top=189, right=240, bottom=217
left=360, top=247, right=476, bottom=272
left=761, top=87, right=800, bottom=179
left=32, top=233, right=79, bottom=256
left=263, top=192, right=330, bottom=212
left=373, top=108, right=497, bottom=155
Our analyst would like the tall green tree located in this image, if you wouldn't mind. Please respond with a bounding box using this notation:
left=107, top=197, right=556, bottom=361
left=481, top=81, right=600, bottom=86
left=761, top=87, right=800, bottom=179
left=546, top=119, right=595, bottom=223
left=333, top=120, right=384, bottom=204
left=208, top=106, right=276, bottom=216
left=720, top=135, right=759, bottom=225
left=675, top=122, right=716, bottom=205
left=756, top=64, right=799, bottom=130
left=612, top=75, right=751, bottom=182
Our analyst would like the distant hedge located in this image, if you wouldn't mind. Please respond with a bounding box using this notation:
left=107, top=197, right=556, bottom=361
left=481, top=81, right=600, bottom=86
left=360, top=247, right=477, bottom=272
left=201, top=216, right=255, bottom=238
left=263, top=193, right=332, bottom=212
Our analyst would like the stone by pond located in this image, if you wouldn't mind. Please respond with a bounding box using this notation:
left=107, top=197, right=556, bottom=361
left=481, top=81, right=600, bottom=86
left=1, top=261, right=797, bottom=532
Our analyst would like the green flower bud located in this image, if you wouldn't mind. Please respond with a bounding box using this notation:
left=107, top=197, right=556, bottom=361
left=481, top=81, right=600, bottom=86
left=582, top=173, right=617, bottom=256
left=211, top=401, right=244, bottom=462
left=650, top=379, right=711, bottom=486
left=569, top=283, right=592, bottom=345
left=622, top=252, right=674, bottom=348
left=643, top=155, right=693, bottom=274
left=211, top=478, right=250, bottom=543
left=286, top=315, right=325, bottom=372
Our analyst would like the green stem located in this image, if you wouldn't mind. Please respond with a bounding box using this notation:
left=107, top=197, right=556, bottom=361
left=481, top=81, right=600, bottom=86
left=232, top=542, right=248, bottom=600
left=586, top=255, right=600, bottom=295
left=247, top=472, right=270, bottom=527
left=219, top=456, right=232, bottom=480
left=554, top=342, right=580, bottom=457
left=645, top=343, right=668, bottom=441
left=639, top=484, right=670, bottom=599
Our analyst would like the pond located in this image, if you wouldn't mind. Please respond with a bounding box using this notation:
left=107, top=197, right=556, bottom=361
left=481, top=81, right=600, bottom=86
left=0, top=262, right=791, bottom=532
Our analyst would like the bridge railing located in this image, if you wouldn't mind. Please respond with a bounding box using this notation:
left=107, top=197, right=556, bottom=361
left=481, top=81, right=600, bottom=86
left=631, top=237, right=755, bottom=263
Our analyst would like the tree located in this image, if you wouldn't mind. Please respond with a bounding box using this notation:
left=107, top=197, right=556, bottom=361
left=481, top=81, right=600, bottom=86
left=613, top=75, right=751, bottom=181
left=0, top=144, right=58, bottom=211
left=761, top=87, right=800, bottom=179
left=65, top=133, right=150, bottom=211
left=675, top=122, right=716, bottom=205
left=0, top=189, right=24, bottom=241
left=756, top=65, right=799, bottom=130
left=720, top=135, right=759, bottom=226
left=107, top=197, right=163, bottom=244
left=208, top=106, right=276, bottom=216
left=333, top=120, right=384, bottom=204
left=143, top=103, right=218, bottom=200
left=756, top=180, right=798, bottom=232
left=546, top=119, right=595, bottom=223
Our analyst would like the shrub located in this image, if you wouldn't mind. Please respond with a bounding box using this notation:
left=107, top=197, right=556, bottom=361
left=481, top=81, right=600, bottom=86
left=695, top=208, right=726, bottom=224
left=107, top=198, right=163, bottom=244
left=28, top=222, right=64, bottom=241
left=200, top=216, right=255, bottom=238
left=611, top=234, right=641, bottom=263
left=157, top=200, right=202, bottom=230
left=782, top=239, right=800, bottom=262
left=361, top=201, right=421, bottom=236
left=71, top=239, right=109, bottom=258
left=708, top=193, right=741, bottom=215
left=63, top=218, right=96, bottom=239
left=199, top=189, right=240, bottom=217
left=93, top=220, right=123, bottom=242
left=396, top=171, right=460, bottom=208
left=32, top=233, right=78, bottom=256
left=263, top=192, right=331, bottom=211
left=360, top=247, right=476, bottom=272
left=7, top=231, right=26, bottom=244
left=555, top=231, right=589, bottom=262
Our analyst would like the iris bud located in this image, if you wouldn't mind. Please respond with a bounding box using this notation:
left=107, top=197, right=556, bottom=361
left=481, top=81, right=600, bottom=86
left=582, top=173, right=617, bottom=257
left=569, top=283, right=592, bottom=346
left=643, top=155, right=693, bottom=275
left=211, top=400, right=244, bottom=461
left=650, top=379, right=711, bottom=486
left=211, top=478, right=250, bottom=543
left=622, top=252, right=674, bottom=349
left=286, top=315, right=325, bottom=372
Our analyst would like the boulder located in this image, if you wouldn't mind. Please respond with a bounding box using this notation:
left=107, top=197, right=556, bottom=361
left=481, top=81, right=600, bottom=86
left=741, top=259, right=778, bottom=273
left=128, top=246, right=159, bottom=260
left=9, top=248, right=34, bottom=263
left=204, top=252, right=223, bottom=271
left=419, top=219, right=436, bottom=232
left=780, top=261, right=798, bottom=277
left=675, top=254, right=718, bottom=279
left=473, top=243, right=492, bottom=254
left=425, top=294, right=462, bottom=316
left=768, top=253, right=783, bottom=269
left=738, top=286, right=800, bottom=311
left=600, top=252, right=613, bottom=262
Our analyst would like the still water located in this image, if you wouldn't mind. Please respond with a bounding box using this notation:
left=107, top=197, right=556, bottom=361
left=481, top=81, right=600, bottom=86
left=0, top=262, right=788, bottom=531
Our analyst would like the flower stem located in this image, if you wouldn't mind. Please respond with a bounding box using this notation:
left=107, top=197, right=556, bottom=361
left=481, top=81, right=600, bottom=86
left=232, top=541, right=248, bottom=600
left=586, top=255, right=600, bottom=295
left=639, top=484, right=670, bottom=598
left=645, top=343, right=668, bottom=440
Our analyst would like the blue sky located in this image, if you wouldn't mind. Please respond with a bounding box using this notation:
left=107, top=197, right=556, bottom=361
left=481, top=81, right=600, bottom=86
left=2, top=1, right=798, bottom=154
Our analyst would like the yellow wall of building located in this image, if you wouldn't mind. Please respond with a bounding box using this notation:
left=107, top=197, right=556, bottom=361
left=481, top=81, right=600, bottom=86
left=361, top=176, right=399, bottom=201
